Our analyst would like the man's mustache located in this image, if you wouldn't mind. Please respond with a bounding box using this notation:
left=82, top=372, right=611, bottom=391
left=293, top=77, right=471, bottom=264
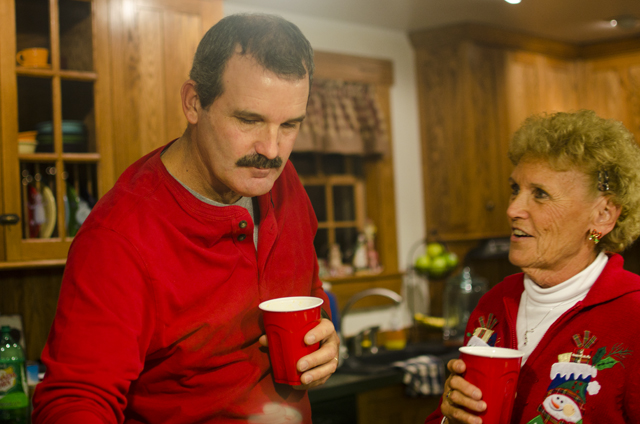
left=236, top=154, right=283, bottom=169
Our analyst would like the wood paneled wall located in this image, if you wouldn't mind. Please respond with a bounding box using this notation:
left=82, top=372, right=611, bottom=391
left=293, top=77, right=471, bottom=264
left=0, top=266, right=64, bottom=360
left=109, top=0, right=222, bottom=179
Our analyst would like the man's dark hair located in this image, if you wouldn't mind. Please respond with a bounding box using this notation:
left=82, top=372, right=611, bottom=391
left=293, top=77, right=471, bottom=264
left=189, top=13, right=314, bottom=109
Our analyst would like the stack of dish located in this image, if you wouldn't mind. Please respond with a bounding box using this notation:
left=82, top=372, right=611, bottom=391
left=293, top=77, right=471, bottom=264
left=18, top=131, right=38, bottom=154
left=35, top=120, right=87, bottom=153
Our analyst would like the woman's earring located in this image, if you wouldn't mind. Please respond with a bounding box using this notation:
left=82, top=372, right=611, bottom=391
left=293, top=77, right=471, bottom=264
left=588, top=229, right=603, bottom=244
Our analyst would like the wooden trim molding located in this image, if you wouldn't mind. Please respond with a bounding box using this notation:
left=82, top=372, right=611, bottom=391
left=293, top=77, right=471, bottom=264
left=313, top=51, right=394, bottom=85
left=410, top=22, right=640, bottom=61
left=0, top=259, right=66, bottom=270
left=410, top=23, right=580, bottom=59
left=579, top=37, right=640, bottom=59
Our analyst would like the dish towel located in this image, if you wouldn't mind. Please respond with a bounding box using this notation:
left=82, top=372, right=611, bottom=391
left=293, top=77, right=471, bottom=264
left=392, top=355, right=445, bottom=397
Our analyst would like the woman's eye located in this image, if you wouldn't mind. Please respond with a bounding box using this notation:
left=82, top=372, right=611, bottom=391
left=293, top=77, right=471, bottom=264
left=533, top=188, right=549, bottom=199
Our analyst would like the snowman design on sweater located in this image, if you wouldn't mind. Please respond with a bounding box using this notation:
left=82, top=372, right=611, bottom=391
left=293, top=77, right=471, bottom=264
left=527, top=331, right=631, bottom=424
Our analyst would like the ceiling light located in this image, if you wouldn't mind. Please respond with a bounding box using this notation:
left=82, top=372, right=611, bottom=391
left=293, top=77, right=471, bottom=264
left=504, top=0, right=521, bottom=4
left=608, top=15, right=639, bottom=30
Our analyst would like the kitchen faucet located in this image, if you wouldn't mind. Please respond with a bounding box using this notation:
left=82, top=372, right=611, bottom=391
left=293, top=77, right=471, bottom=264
left=340, top=288, right=403, bottom=359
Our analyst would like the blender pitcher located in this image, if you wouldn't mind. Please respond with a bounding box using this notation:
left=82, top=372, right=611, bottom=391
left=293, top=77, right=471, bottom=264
left=443, top=266, right=488, bottom=344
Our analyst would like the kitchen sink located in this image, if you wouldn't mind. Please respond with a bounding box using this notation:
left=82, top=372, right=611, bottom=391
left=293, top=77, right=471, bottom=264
left=337, top=341, right=459, bottom=375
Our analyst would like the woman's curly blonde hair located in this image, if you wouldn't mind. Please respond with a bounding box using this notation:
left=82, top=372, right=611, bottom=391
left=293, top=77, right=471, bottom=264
left=508, top=109, right=640, bottom=252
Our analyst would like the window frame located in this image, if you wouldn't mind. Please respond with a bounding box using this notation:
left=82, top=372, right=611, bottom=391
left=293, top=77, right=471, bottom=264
left=294, top=154, right=366, bottom=262
left=307, top=51, right=401, bottom=310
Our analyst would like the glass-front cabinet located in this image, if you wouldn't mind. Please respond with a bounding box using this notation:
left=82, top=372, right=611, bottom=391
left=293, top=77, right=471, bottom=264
left=0, top=0, right=111, bottom=263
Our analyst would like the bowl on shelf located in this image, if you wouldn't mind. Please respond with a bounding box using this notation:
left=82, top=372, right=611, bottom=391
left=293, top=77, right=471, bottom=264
left=35, top=120, right=87, bottom=153
left=18, top=131, right=38, bottom=154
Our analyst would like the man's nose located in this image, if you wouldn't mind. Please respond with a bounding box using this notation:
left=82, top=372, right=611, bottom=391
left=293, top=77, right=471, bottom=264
left=255, top=126, right=279, bottom=159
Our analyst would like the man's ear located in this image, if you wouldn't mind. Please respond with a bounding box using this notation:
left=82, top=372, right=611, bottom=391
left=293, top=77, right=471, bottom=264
left=181, top=80, right=200, bottom=125
left=594, top=196, right=622, bottom=236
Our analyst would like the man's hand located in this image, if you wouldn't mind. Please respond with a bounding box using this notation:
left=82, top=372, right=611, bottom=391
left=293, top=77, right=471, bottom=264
left=440, top=358, right=486, bottom=424
left=259, top=318, right=340, bottom=389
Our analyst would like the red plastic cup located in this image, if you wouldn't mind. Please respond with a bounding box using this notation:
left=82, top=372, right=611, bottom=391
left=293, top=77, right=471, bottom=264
left=259, top=296, right=324, bottom=385
left=459, top=346, right=525, bottom=424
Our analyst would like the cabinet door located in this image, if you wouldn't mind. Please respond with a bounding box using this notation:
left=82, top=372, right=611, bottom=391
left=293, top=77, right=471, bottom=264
left=357, top=385, right=440, bottom=424
left=0, top=0, right=112, bottom=263
left=416, top=42, right=512, bottom=241
left=506, top=51, right=579, bottom=135
left=108, top=0, right=222, bottom=179
left=578, top=52, right=640, bottom=145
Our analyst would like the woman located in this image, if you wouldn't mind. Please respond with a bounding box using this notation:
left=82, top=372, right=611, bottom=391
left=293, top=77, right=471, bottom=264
left=425, top=110, right=640, bottom=424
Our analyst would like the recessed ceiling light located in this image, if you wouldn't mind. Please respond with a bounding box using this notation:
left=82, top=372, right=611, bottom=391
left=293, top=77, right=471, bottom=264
left=505, top=0, right=521, bottom=3
left=608, top=15, right=639, bottom=30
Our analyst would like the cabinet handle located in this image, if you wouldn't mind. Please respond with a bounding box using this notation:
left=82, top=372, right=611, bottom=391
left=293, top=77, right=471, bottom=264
left=0, top=214, right=20, bottom=225
left=485, top=201, right=495, bottom=211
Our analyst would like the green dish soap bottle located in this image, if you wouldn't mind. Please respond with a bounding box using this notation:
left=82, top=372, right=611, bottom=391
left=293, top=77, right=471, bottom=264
left=0, top=326, right=29, bottom=423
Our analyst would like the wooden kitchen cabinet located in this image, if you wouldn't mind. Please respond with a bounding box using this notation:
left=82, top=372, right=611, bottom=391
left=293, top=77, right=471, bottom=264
left=311, top=379, right=441, bottom=424
left=0, top=0, right=113, bottom=264
left=505, top=51, right=580, bottom=135
left=357, top=385, right=440, bottom=424
left=577, top=51, right=640, bottom=145
left=411, top=35, right=513, bottom=241
left=0, top=0, right=221, bottom=266
left=411, top=24, right=640, bottom=245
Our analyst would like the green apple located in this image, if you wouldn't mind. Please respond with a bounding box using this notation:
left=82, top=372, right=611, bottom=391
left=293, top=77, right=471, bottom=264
left=428, top=256, right=448, bottom=277
left=415, top=254, right=431, bottom=271
left=426, top=242, right=445, bottom=258
left=445, top=252, right=459, bottom=268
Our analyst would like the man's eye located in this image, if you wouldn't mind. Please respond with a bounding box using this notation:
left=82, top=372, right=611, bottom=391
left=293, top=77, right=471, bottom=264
left=238, top=117, right=257, bottom=124
left=510, top=183, right=519, bottom=196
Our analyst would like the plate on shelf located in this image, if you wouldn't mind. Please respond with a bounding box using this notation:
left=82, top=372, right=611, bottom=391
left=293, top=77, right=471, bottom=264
left=35, top=120, right=87, bottom=153
left=39, top=184, right=57, bottom=239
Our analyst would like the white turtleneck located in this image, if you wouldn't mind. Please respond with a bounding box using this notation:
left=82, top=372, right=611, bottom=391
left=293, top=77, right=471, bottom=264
left=516, top=252, right=608, bottom=364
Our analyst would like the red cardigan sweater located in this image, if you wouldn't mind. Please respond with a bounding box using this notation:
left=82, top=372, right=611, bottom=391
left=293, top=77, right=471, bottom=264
left=425, top=253, right=640, bottom=424
left=32, top=145, right=329, bottom=424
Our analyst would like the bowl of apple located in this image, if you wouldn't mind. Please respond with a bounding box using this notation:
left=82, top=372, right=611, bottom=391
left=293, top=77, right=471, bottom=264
left=413, top=242, right=459, bottom=279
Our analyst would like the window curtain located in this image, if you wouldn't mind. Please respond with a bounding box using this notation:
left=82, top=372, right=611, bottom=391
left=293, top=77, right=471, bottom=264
left=295, top=79, right=389, bottom=156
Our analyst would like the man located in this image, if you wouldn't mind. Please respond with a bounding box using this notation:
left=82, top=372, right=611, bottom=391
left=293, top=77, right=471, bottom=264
left=32, top=14, right=339, bottom=424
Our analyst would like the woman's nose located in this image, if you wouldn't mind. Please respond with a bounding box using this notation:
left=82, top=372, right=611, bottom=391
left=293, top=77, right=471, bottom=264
left=507, top=194, right=526, bottom=220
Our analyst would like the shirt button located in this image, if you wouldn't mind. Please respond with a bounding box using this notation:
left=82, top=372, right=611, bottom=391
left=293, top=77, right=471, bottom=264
left=238, top=234, right=246, bottom=241
left=239, top=220, right=248, bottom=229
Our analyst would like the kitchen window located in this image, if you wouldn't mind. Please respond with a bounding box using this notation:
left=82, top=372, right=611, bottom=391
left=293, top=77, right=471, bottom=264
left=294, top=51, right=400, bottom=289
left=290, top=153, right=366, bottom=264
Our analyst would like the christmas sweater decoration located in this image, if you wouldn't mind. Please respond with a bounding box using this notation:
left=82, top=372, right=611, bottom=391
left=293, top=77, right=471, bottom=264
left=527, top=331, right=632, bottom=424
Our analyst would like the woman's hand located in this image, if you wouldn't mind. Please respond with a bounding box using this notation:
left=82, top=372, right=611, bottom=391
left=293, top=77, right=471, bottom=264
left=259, top=318, right=340, bottom=389
left=441, top=358, right=487, bottom=424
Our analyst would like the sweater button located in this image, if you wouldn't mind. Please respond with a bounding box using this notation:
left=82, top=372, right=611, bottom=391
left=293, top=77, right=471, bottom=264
left=239, top=220, right=248, bottom=229
left=238, top=234, right=246, bottom=241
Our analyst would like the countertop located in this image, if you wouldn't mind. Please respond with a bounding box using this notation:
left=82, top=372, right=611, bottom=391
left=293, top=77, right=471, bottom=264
left=308, top=367, right=405, bottom=403
left=309, top=341, right=460, bottom=403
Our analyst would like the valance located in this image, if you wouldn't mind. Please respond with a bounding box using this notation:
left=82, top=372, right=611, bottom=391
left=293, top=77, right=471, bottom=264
left=295, top=79, right=389, bottom=156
